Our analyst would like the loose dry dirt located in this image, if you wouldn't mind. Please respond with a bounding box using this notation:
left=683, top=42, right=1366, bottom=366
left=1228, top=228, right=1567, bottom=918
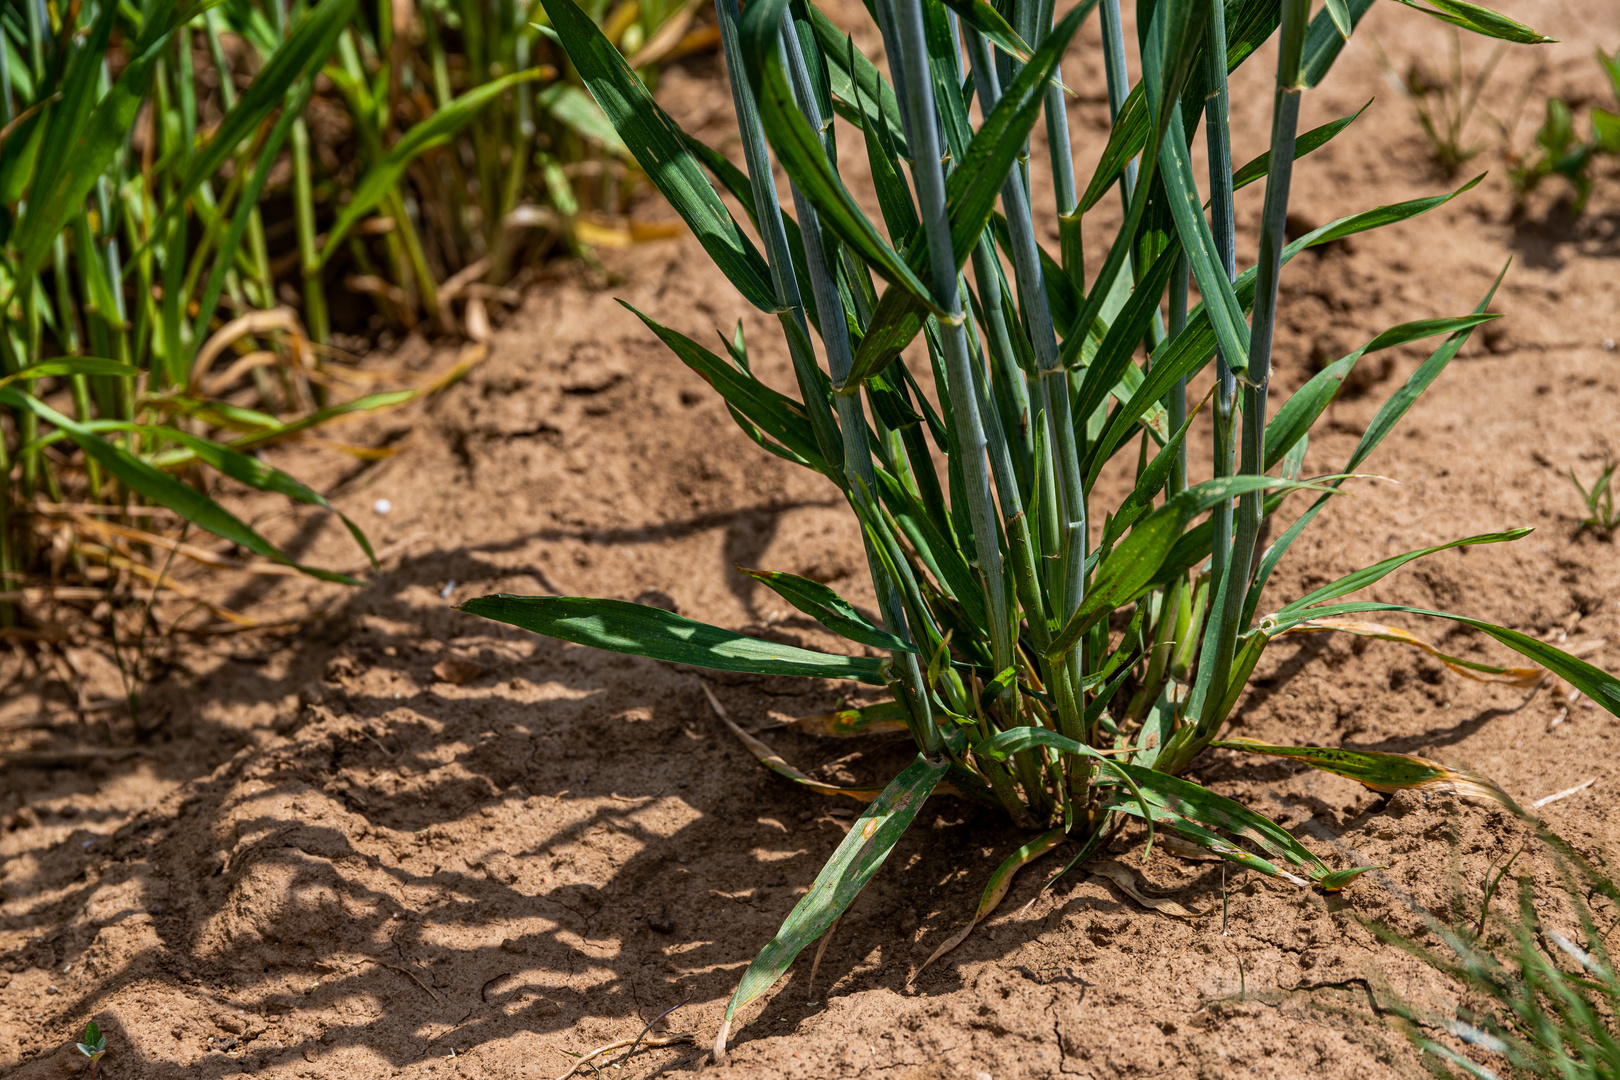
left=4, top=0, right=1619, bottom=1077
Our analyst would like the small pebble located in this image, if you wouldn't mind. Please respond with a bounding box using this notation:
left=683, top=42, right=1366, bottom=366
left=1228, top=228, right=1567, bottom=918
left=1603, top=338, right=1615, bottom=350
left=373, top=498, right=392, bottom=515
left=440, top=580, right=456, bottom=599
left=45, top=986, right=58, bottom=995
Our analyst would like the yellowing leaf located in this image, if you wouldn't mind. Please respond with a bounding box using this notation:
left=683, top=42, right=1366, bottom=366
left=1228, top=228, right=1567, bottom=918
left=1280, top=616, right=1545, bottom=688
left=1216, top=738, right=1522, bottom=811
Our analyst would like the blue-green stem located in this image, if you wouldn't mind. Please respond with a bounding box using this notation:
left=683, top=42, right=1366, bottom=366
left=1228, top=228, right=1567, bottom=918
left=1203, top=0, right=1238, bottom=586
left=1174, top=0, right=1309, bottom=769
left=965, top=23, right=1086, bottom=745
left=776, top=14, right=930, bottom=680
left=888, top=0, right=1013, bottom=684
left=710, top=0, right=841, bottom=474
left=1098, top=0, right=1138, bottom=202
left=962, top=28, right=1044, bottom=642
left=716, top=0, right=938, bottom=755
left=1167, top=252, right=1188, bottom=495
left=290, top=117, right=329, bottom=344
left=1030, top=0, right=1078, bottom=289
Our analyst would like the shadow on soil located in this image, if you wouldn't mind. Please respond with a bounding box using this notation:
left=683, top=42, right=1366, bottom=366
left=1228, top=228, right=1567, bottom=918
left=3, top=501, right=1096, bottom=1074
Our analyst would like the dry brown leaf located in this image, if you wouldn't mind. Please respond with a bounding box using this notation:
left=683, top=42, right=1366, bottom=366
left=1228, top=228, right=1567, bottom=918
left=189, top=307, right=308, bottom=395
left=1090, top=860, right=1206, bottom=919
left=1282, top=616, right=1545, bottom=688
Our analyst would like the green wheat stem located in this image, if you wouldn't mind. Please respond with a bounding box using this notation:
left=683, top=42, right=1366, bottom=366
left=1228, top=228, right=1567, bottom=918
left=1203, top=0, right=1238, bottom=587
left=1182, top=0, right=1310, bottom=762
left=775, top=10, right=943, bottom=760
left=291, top=117, right=329, bottom=343
left=889, top=0, right=1014, bottom=682
left=965, top=19, right=1086, bottom=744
left=710, top=0, right=842, bottom=475
left=1167, top=251, right=1188, bottom=495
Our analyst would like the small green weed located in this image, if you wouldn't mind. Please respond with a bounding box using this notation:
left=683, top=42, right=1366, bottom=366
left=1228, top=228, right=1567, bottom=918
left=75, top=1021, right=107, bottom=1079
left=1509, top=48, right=1620, bottom=212
left=1569, top=454, right=1617, bottom=534
left=1377, top=30, right=1515, bottom=175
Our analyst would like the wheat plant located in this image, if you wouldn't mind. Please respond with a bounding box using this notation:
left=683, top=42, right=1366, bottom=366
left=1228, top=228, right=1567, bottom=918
left=0, top=0, right=698, bottom=638
left=457, top=0, right=1620, bottom=1050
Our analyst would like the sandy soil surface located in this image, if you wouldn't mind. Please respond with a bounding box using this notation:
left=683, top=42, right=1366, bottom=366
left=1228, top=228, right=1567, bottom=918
left=4, top=0, right=1619, bottom=1077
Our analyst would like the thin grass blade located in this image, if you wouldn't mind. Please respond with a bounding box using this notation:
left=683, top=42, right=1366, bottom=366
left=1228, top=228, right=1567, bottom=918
left=320, top=70, right=544, bottom=263
left=1390, top=0, right=1555, bottom=44
left=1260, top=602, right=1619, bottom=715
left=1216, top=738, right=1521, bottom=809
left=1, top=389, right=360, bottom=584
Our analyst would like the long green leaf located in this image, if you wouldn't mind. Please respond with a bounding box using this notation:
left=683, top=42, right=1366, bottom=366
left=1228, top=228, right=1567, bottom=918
left=1241, top=258, right=1505, bottom=624
left=740, top=568, right=916, bottom=653
left=1218, top=739, right=1454, bottom=791
left=722, top=753, right=949, bottom=1022
left=58, top=420, right=377, bottom=567
left=1142, top=7, right=1250, bottom=375
left=1047, top=476, right=1336, bottom=656
left=0, top=357, right=136, bottom=389
left=1071, top=244, right=1180, bottom=422
left=749, top=49, right=940, bottom=312
left=540, top=0, right=777, bottom=310
left=1134, top=0, right=1244, bottom=378
left=1230, top=100, right=1370, bottom=191
left=984, top=728, right=1375, bottom=889
left=1322, top=0, right=1353, bottom=37
left=1216, top=739, right=1522, bottom=824
left=807, top=3, right=908, bottom=155
left=460, top=595, right=889, bottom=683
left=1085, top=175, right=1486, bottom=484
left=541, top=83, right=630, bottom=155
left=1259, top=602, right=1620, bottom=718
left=622, top=303, right=827, bottom=471
left=939, top=0, right=1034, bottom=63
left=1391, top=0, right=1554, bottom=43
left=1262, top=313, right=1499, bottom=471
left=1280, top=529, right=1531, bottom=614
left=1, top=389, right=359, bottom=584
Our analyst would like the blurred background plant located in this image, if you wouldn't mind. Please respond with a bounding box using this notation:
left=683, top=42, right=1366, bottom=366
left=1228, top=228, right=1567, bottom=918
left=1352, top=817, right=1620, bottom=1080
left=1508, top=47, right=1620, bottom=212
left=0, top=0, right=709, bottom=661
left=1568, top=452, right=1616, bottom=537
left=1375, top=29, right=1525, bottom=175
